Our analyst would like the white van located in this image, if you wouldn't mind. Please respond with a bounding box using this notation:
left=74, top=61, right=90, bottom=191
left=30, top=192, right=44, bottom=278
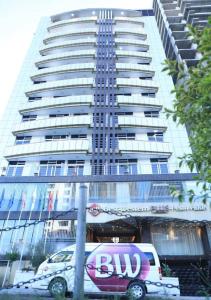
left=32, top=243, right=163, bottom=299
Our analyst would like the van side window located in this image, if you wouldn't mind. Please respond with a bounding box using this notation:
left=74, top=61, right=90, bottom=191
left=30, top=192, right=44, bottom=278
left=49, top=251, right=73, bottom=263
left=144, top=252, right=155, bottom=265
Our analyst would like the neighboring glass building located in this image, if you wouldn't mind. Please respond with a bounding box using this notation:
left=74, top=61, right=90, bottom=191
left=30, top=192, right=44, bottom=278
left=153, top=0, right=211, bottom=71
left=0, top=8, right=210, bottom=294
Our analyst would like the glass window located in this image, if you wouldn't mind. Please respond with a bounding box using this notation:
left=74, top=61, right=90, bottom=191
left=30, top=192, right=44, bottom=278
left=151, top=164, right=159, bottom=174
left=49, top=114, right=69, bottom=118
left=115, top=159, right=138, bottom=175
left=45, top=135, right=68, bottom=141
left=22, top=115, right=37, bottom=122
left=151, top=224, right=204, bottom=256
left=71, top=134, right=87, bottom=139
left=207, top=225, right=211, bottom=247
left=160, top=163, right=168, bottom=174
left=39, top=166, right=47, bottom=176
left=39, top=161, right=64, bottom=176
left=67, top=160, right=84, bottom=176
left=144, top=252, right=155, bottom=265
left=49, top=251, right=73, bottom=263
left=116, top=133, right=135, bottom=140
left=150, top=159, right=168, bottom=174
left=89, top=182, right=116, bottom=203
left=6, top=162, right=25, bottom=177
left=147, top=132, right=163, bottom=142
left=144, top=111, right=159, bottom=118
left=15, top=136, right=31, bottom=145
left=58, top=221, right=68, bottom=226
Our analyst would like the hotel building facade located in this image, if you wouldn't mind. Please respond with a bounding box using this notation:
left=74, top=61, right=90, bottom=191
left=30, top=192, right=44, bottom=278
left=0, top=8, right=210, bottom=294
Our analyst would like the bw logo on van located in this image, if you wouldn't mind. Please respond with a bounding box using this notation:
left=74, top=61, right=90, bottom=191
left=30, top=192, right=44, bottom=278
left=86, top=243, right=150, bottom=292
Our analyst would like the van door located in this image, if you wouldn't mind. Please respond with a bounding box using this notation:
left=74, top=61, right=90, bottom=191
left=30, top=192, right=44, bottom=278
left=47, top=250, right=74, bottom=282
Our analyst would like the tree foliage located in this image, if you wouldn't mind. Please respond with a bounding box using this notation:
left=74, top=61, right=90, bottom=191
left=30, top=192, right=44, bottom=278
left=162, top=19, right=211, bottom=201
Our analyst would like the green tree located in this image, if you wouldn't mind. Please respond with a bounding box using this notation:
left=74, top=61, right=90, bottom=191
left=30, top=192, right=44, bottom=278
left=162, top=18, right=211, bottom=202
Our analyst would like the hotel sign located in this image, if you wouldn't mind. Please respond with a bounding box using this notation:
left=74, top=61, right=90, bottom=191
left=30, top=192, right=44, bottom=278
left=88, top=203, right=207, bottom=217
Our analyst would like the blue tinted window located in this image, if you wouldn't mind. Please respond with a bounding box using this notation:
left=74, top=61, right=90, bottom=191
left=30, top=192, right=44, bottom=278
left=151, top=164, right=159, bottom=174
left=39, top=166, right=47, bottom=176
left=144, top=252, right=155, bottom=265
left=160, top=164, right=168, bottom=174
left=15, top=167, right=23, bottom=176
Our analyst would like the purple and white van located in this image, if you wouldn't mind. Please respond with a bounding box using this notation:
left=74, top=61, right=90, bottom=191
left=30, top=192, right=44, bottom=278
left=33, top=243, right=163, bottom=299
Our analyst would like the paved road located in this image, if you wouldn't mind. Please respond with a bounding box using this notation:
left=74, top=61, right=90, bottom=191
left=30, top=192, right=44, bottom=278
left=0, top=288, right=210, bottom=299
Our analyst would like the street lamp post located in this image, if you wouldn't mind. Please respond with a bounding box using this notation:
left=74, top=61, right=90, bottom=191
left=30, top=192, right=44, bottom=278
left=73, top=184, right=87, bottom=300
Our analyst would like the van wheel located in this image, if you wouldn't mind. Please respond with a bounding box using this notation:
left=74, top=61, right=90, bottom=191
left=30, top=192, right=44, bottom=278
left=49, top=277, right=67, bottom=297
left=127, top=282, right=146, bottom=300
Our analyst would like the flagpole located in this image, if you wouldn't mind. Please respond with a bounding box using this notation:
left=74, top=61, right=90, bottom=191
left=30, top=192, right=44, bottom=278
left=43, top=191, right=54, bottom=254
left=0, top=188, right=6, bottom=248
left=11, top=191, right=26, bottom=251
left=1, top=209, right=12, bottom=288
left=0, top=191, right=15, bottom=254
left=43, top=210, right=51, bottom=254
left=18, top=187, right=37, bottom=270
left=48, top=190, right=58, bottom=248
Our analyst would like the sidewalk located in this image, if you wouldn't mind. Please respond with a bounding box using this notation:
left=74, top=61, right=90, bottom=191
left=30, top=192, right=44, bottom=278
left=0, top=288, right=210, bottom=299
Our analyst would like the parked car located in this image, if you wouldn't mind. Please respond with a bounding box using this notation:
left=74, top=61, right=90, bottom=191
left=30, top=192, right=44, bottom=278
left=32, top=243, right=165, bottom=299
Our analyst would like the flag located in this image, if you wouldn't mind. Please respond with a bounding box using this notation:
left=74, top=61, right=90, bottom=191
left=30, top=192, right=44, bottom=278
left=31, top=188, right=37, bottom=211
left=48, top=191, right=54, bottom=212
left=17, top=190, right=25, bottom=211
left=21, top=191, right=26, bottom=209
left=0, top=188, right=5, bottom=209
left=7, top=191, right=15, bottom=210
left=37, top=189, right=47, bottom=211
left=54, top=190, right=59, bottom=211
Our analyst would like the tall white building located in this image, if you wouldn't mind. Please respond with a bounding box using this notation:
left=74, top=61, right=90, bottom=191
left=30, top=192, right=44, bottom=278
left=0, top=8, right=210, bottom=294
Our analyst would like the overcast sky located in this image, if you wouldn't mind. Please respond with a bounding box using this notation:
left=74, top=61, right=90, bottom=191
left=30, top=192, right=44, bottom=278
left=0, top=0, right=153, bottom=118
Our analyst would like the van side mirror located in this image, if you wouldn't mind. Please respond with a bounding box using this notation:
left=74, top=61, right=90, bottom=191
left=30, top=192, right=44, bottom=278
left=47, top=258, right=52, bottom=263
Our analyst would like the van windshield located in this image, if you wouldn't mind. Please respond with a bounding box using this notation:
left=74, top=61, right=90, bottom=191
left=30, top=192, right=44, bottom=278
left=49, top=251, right=73, bottom=263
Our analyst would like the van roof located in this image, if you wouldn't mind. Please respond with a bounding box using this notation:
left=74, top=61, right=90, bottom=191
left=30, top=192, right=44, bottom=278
left=62, top=243, right=156, bottom=251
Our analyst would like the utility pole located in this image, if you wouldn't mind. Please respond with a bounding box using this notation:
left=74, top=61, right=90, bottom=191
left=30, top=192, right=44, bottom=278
left=73, top=184, right=87, bottom=300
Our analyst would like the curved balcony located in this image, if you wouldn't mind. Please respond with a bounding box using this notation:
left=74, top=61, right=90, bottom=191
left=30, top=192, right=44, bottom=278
left=48, top=16, right=97, bottom=32
left=117, top=95, right=162, bottom=111
left=118, top=140, right=172, bottom=157
left=26, top=78, right=94, bottom=97
left=13, top=115, right=92, bottom=136
left=116, top=78, right=158, bottom=93
left=43, top=28, right=97, bottom=45
left=40, top=38, right=96, bottom=56
left=116, top=63, right=154, bottom=77
left=31, top=63, right=95, bottom=82
left=116, top=50, right=151, bottom=63
left=20, top=95, right=93, bottom=115
left=116, top=38, right=149, bottom=51
left=50, top=9, right=142, bottom=23
left=36, top=50, right=95, bottom=69
left=118, top=116, right=167, bottom=132
left=114, top=16, right=144, bottom=26
left=115, top=28, right=146, bottom=40
left=5, top=139, right=89, bottom=160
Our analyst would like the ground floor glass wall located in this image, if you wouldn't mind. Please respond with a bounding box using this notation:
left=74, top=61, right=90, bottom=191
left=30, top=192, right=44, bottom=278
left=151, top=224, right=204, bottom=255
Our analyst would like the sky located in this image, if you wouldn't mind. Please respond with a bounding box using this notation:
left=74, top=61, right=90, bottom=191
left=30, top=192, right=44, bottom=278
left=0, top=0, right=153, bottom=118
